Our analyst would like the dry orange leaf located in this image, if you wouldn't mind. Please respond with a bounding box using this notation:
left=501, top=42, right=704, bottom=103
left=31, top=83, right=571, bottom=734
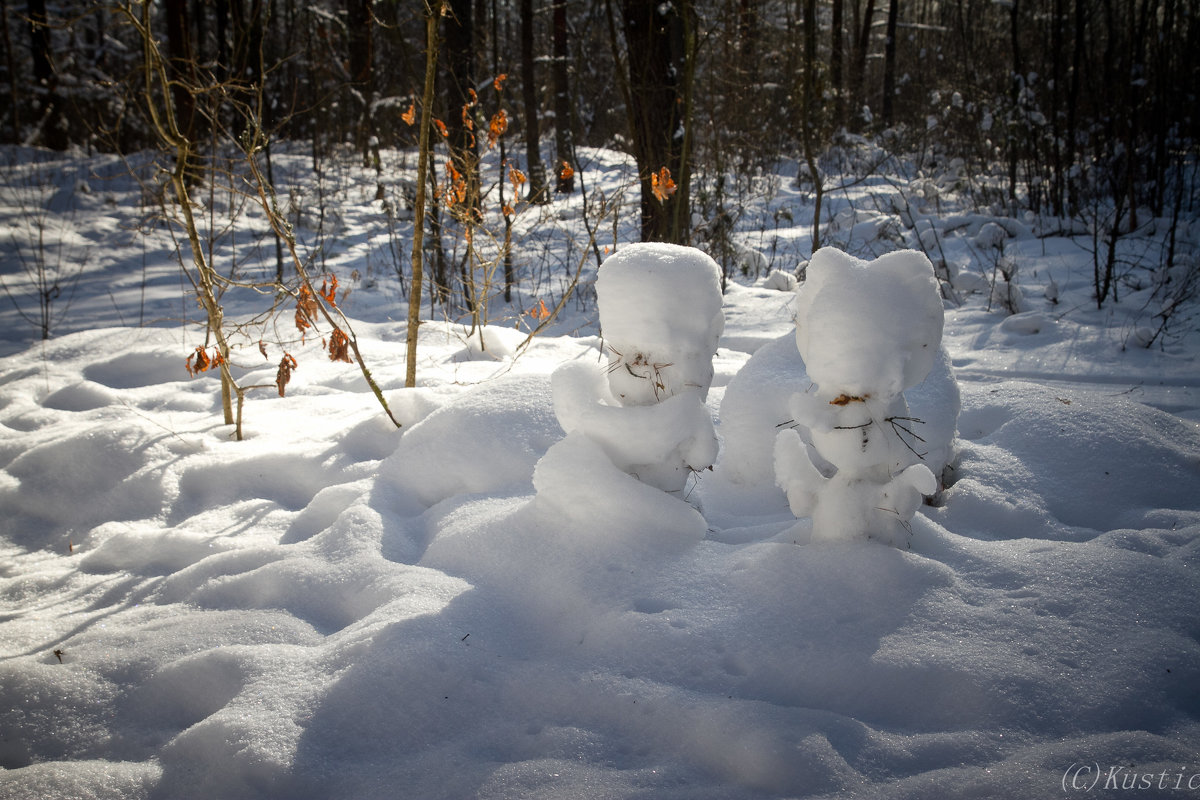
left=275, top=353, right=298, bottom=397
left=651, top=166, right=676, bottom=204
left=493, top=74, right=508, bottom=92
left=401, top=103, right=416, bottom=126
left=185, top=346, right=224, bottom=377
left=559, top=161, right=574, bottom=181
left=433, top=119, right=448, bottom=138
left=328, top=328, right=352, bottom=363
left=487, top=109, right=508, bottom=149
left=531, top=298, right=551, bottom=321
left=320, top=274, right=339, bottom=307
left=295, top=284, right=318, bottom=336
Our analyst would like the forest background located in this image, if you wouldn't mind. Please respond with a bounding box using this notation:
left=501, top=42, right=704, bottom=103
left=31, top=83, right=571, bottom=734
left=4, top=0, right=1195, bottom=274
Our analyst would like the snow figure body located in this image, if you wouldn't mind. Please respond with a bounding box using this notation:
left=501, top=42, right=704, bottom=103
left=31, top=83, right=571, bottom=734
left=774, top=247, right=945, bottom=545
left=550, top=242, right=724, bottom=494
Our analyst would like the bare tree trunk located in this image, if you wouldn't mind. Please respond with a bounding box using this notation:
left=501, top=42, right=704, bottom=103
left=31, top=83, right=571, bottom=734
left=881, top=0, right=897, bottom=127
left=165, top=0, right=199, bottom=143
left=830, top=0, right=844, bottom=129
left=851, top=0, right=875, bottom=126
left=1066, top=0, right=1084, bottom=213
left=1049, top=0, right=1065, bottom=216
left=552, top=0, right=574, bottom=193
left=346, top=0, right=374, bottom=167
left=2, top=0, right=21, bottom=142
left=444, top=0, right=478, bottom=206
left=1007, top=0, right=1021, bottom=207
left=519, top=0, right=548, bottom=203
left=801, top=0, right=823, bottom=250
left=407, top=0, right=441, bottom=389
left=621, top=0, right=689, bottom=243
left=27, top=0, right=66, bottom=148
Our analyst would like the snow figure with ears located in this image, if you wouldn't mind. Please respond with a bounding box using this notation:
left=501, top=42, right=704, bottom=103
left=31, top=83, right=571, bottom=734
left=774, top=247, right=944, bottom=546
left=549, top=242, right=724, bottom=494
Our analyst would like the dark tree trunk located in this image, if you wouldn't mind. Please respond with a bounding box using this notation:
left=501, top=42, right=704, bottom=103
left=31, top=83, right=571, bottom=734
left=519, top=0, right=548, bottom=203
left=443, top=0, right=478, bottom=200
left=164, top=0, right=197, bottom=145
left=621, top=0, right=689, bottom=243
left=851, top=0, right=875, bottom=126
left=1049, top=0, right=1065, bottom=216
left=1066, top=0, right=1084, bottom=213
left=551, top=0, right=574, bottom=193
left=346, top=0, right=374, bottom=166
left=830, top=0, right=844, bottom=129
left=2, top=0, right=21, bottom=142
left=881, top=0, right=897, bottom=126
left=27, top=0, right=65, bottom=148
left=1007, top=0, right=1021, bottom=206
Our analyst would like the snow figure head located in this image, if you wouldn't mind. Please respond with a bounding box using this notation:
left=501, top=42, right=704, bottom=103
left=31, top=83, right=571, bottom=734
left=775, top=247, right=945, bottom=546
left=792, top=247, right=943, bottom=401
left=596, top=243, right=725, bottom=406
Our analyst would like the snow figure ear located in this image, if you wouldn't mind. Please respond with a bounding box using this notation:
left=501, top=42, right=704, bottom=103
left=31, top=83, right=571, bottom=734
left=792, top=247, right=944, bottom=399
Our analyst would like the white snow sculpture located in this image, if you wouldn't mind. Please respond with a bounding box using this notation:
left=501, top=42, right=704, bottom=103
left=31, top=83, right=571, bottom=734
left=774, top=247, right=945, bottom=545
left=595, top=242, right=725, bottom=407
left=550, top=242, right=724, bottom=494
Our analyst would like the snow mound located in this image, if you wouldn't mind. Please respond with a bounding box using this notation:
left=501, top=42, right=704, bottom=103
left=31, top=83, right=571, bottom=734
left=383, top=374, right=561, bottom=508
left=940, top=380, right=1200, bottom=536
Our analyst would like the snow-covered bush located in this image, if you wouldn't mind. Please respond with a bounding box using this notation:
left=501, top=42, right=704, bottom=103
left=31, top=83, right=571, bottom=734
left=544, top=243, right=724, bottom=495
left=774, top=247, right=952, bottom=546
left=763, top=269, right=798, bottom=292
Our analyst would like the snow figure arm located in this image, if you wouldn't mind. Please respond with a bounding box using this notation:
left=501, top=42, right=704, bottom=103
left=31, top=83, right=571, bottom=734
left=879, top=463, right=937, bottom=524
left=774, top=427, right=825, bottom=518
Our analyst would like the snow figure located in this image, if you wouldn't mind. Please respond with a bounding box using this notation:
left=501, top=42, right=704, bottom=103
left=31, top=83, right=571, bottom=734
left=774, top=247, right=945, bottom=546
left=550, top=242, right=724, bottom=494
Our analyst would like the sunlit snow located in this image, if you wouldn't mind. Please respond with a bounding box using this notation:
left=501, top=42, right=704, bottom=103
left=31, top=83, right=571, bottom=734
left=1, top=145, right=1198, bottom=800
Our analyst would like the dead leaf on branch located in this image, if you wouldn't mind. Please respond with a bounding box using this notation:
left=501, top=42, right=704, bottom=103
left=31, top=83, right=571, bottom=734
left=295, top=284, right=318, bottom=337
left=275, top=353, right=298, bottom=397
left=320, top=274, right=339, bottom=307
left=487, top=109, right=508, bottom=149
left=529, top=298, right=551, bottom=321
left=328, top=328, right=352, bottom=363
left=185, top=346, right=224, bottom=377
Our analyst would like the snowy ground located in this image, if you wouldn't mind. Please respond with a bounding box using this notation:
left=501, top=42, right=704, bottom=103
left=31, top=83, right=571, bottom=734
left=1, top=145, right=1199, bottom=799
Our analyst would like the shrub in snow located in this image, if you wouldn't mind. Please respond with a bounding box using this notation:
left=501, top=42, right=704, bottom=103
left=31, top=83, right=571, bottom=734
left=774, top=247, right=947, bottom=546
left=764, top=269, right=798, bottom=292
left=988, top=254, right=1025, bottom=315
left=973, top=221, right=1009, bottom=250
left=546, top=242, right=724, bottom=494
